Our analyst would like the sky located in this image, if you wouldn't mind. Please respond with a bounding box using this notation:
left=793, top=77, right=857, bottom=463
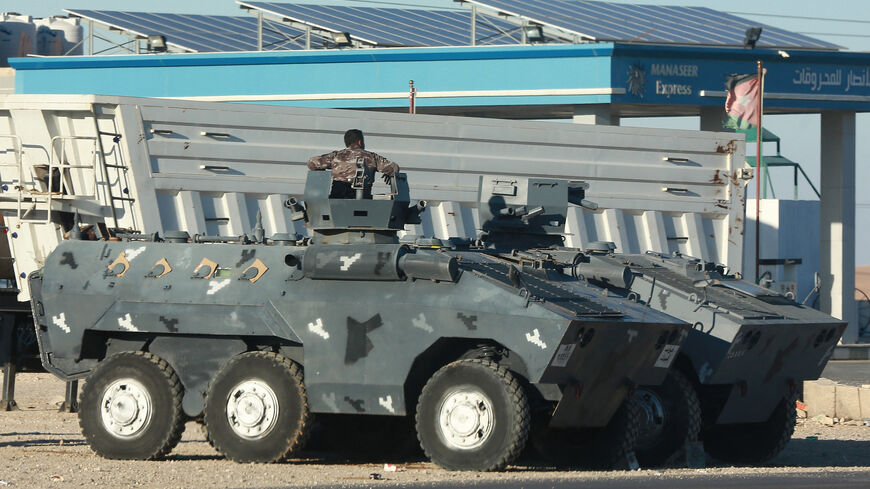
left=5, top=0, right=870, bottom=262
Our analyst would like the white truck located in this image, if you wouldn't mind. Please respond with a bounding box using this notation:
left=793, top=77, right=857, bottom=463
left=0, top=93, right=746, bottom=409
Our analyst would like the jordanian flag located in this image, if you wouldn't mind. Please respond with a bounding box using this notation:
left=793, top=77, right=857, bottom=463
left=723, top=72, right=764, bottom=131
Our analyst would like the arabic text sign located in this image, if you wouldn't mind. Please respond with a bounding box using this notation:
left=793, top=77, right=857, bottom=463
left=792, top=67, right=870, bottom=93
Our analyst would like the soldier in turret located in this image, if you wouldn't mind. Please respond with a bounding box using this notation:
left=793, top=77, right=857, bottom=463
left=307, top=129, right=399, bottom=199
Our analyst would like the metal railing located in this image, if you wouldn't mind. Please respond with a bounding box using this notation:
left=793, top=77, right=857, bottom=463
left=43, top=136, right=99, bottom=224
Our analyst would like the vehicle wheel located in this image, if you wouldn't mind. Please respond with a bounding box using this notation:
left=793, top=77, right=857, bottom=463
left=78, top=351, right=185, bottom=460
left=634, top=369, right=701, bottom=467
left=416, top=359, right=530, bottom=471
left=204, top=351, right=311, bottom=463
left=702, top=395, right=796, bottom=465
left=532, top=396, right=640, bottom=470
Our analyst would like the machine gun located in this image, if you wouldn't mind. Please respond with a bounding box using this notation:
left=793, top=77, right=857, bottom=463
left=477, top=176, right=592, bottom=250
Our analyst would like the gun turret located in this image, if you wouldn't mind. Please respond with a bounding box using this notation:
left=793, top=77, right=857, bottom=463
left=304, top=171, right=425, bottom=244
left=477, top=176, right=588, bottom=249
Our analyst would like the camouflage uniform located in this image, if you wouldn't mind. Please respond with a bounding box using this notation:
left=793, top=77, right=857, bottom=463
left=307, top=144, right=399, bottom=183
left=308, top=144, right=400, bottom=199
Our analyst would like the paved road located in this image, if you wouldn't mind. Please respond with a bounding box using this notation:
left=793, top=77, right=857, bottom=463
left=306, top=470, right=870, bottom=489
left=821, top=360, right=870, bottom=386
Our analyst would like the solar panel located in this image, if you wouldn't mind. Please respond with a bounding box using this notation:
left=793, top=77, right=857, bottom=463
left=237, top=2, right=523, bottom=47
left=65, top=10, right=326, bottom=52
left=65, top=2, right=839, bottom=53
left=461, top=0, right=840, bottom=50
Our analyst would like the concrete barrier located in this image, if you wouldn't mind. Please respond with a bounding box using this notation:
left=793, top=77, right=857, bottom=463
left=803, top=378, right=870, bottom=421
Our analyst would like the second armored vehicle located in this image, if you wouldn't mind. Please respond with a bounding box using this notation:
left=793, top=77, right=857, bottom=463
left=473, top=175, right=846, bottom=466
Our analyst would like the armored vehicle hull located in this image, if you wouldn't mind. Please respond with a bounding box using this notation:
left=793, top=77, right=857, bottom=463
left=29, top=173, right=690, bottom=471
left=585, top=252, right=845, bottom=465
left=30, top=239, right=688, bottom=470
left=472, top=175, right=846, bottom=467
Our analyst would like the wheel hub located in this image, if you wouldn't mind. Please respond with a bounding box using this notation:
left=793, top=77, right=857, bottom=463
left=438, top=388, right=494, bottom=450
left=634, top=388, right=666, bottom=448
left=226, top=380, right=279, bottom=439
left=100, top=378, right=152, bottom=438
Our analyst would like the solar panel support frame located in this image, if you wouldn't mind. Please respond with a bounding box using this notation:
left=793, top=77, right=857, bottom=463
left=457, top=0, right=598, bottom=44
left=455, top=0, right=839, bottom=50
left=87, top=19, right=94, bottom=55
left=64, top=9, right=329, bottom=54
left=91, top=29, right=152, bottom=55
left=454, top=0, right=557, bottom=45
left=237, top=2, right=378, bottom=49
left=257, top=11, right=263, bottom=51
left=251, top=16, right=316, bottom=51
left=66, top=10, right=199, bottom=54
left=238, top=1, right=528, bottom=49
left=473, top=13, right=532, bottom=45
left=260, top=18, right=314, bottom=50
left=470, top=5, right=477, bottom=46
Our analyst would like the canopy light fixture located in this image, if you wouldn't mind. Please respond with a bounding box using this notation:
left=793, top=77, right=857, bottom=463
left=147, top=34, right=167, bottom=52
left=744, top=27, right=762, bottom=49
left=523, top=25, right=544, bottom=43
left=330, top=31, right=353, bottom=47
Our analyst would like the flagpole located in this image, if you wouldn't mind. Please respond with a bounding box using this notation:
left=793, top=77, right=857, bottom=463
left=755, top=60, right=763, bottom=283
left=409, top=80, right=417, bottom=115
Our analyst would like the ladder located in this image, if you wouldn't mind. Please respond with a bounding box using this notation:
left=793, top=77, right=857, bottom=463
left=93, top=125, right=133, bottom=230
left=0, top=135, right=24, bottom=220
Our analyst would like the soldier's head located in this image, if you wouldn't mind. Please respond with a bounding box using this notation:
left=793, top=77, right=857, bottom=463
left=344, top=129, right=365, bottom=149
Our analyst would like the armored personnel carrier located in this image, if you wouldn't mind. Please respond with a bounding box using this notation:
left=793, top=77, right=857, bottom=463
left=29, top=171, right=689, bottom=471
left=475, top=175, right=846, bottom=467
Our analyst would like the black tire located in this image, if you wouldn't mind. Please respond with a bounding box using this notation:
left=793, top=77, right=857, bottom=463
left=702, top=395, right=796, bottom=465
left=634, top=369, right=701, bottom=467
left=532, top=396, right=641, bottom=470
left=78, top=351, right=186, bottom=460
left=204, top=351, right=311, bottom=463
left=416, top=359, right=530, bottom=471
left=197, top=418, right=215, bottom=448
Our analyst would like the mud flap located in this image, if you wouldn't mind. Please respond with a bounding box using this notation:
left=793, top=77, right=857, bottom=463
left=685, top=440, right=706, bottom=468
left=0, top=314, right=18, bottom=411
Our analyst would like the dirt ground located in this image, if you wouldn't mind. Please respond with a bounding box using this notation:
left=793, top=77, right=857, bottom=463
left=2, top=372, right=870, bottom=489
